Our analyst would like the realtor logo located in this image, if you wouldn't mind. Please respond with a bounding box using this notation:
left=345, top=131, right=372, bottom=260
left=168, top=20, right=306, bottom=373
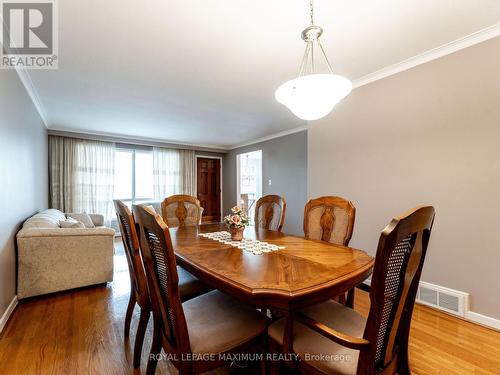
left=1, top=0, right=58, bottom=69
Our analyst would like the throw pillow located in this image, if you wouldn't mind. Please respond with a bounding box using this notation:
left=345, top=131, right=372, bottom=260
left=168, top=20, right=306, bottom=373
left=59, top=218, right=85, bottom=229
left=66, top=213, right=95, bottom=228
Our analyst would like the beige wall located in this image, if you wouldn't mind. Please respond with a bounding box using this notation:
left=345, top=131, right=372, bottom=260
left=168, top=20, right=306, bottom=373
left=308, top=37, right=500, bottom=319
left=0, top=70, right=48, bottom=317
left=224, top=131, right=308, bottom=235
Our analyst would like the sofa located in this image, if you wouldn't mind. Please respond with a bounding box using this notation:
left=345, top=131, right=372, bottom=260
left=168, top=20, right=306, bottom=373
left=16, top=209, right=115, bottom=299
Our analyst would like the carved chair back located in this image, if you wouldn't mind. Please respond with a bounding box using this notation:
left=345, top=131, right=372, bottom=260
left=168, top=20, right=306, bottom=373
left=134, top=205, right=190, bottom=357
left=113, top=200, right=149, bottom=305
left=161, top=194, right=202, bottom=227
left=303, top=196, right=356, bottom=246
left=254, top=195, right=287, bottom=232
left=358, top=206, right=435, bottom=374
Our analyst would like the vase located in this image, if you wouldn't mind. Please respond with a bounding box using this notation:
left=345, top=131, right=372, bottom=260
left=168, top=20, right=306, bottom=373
left=229, top=227, right=244, bottom=241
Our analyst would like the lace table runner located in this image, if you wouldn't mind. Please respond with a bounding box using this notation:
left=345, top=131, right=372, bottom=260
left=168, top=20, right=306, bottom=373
left=198, top=231, right=285, bottom=255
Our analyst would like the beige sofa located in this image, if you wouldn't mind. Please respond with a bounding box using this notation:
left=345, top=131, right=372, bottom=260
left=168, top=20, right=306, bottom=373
left=16, top=209, right=115, bottom=299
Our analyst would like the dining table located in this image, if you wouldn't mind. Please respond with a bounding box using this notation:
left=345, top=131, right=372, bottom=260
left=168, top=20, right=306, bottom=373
left=169, top=223, right=374, bottom=314
left=170, top=223, right=374, bottom=313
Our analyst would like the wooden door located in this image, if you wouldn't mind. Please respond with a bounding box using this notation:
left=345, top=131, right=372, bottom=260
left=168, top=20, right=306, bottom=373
left=197, top=158, right=221, bottom=222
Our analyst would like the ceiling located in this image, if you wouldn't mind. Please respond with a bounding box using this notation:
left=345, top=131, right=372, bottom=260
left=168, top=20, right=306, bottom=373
left=27, top=0, right=500, bottom=149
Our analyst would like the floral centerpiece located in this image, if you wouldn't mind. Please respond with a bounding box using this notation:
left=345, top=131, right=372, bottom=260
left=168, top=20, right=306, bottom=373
left=224, top=206, right=249, bottom=241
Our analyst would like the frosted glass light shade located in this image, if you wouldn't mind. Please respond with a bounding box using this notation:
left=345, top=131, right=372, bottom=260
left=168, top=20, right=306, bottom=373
left=275, top=73, right=352, bottom=121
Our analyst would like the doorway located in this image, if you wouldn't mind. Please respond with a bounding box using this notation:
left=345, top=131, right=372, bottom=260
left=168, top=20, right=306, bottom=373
left=196, top=157, right=221, bottom=222
left=236, top=150, right=262, bottom=223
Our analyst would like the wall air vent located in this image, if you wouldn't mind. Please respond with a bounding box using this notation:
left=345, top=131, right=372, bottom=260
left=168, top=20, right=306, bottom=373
left=416, top=281, right=469, bottom=317
left=419, top=286, right=438, bottom=306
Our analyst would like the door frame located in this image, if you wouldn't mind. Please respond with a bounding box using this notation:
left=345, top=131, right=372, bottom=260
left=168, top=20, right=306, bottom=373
left=195, top=155, right=223, bottom=222
left=235, top=150, right=262, bottom=222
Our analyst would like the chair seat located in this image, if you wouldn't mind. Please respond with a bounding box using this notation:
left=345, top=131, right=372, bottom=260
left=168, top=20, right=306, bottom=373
left=268, top=300, right=366, bottom=375
left=183, top=290, right=268, bottom=355
left=177, top=266, right=212, bottom=302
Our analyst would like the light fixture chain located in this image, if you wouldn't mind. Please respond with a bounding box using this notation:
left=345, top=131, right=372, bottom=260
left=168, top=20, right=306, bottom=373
left=309, top=0, right=314, bottom=25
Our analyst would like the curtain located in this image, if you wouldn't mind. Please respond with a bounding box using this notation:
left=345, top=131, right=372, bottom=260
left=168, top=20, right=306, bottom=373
left=179, top=149, right=196, bottom=196
left=73, top=139, right=115, bottom=220
left=49, top=136, right=78, bottom=212
left=153, top=147, right=196, bottom=200
left=49, top=135, right=115, bottom=221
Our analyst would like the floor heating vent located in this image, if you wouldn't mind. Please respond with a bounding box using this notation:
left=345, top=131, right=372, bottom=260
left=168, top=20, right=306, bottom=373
left=416, top=282, right=469, bottom=317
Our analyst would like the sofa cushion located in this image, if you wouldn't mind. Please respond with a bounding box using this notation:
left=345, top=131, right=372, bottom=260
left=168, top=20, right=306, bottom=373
left=66, top=213, right=95, bottom=228
left=23, top=209, right=66, bottom=229
left=59, top=218, right=85, bottom=229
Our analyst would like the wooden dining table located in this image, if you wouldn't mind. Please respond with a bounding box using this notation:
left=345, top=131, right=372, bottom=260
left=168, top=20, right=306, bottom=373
left=170, top=223, right=374, bottom=313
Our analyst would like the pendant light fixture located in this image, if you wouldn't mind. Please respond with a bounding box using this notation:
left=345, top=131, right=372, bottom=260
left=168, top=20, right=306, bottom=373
left=275, top=0, right=352, bottom=121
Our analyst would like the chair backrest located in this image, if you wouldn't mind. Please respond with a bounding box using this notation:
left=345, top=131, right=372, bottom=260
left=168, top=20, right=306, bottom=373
left=359, top=206, right=435, bottom=374
left=134, top=205, right=190, bottom=355
left=161, top=194, right=202, bottom=227
left=254, top=195, right=287, bottom=232
left=113, top=200, right=148, bottom=304
left=303, top=196, right=356, bottom=246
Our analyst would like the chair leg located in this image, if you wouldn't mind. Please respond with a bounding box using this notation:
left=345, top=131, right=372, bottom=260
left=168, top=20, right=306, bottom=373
left=346, top=288, right=355, bottom=308
left=133, top=307, right=150, bottom=368
left=260, top=334, right=268, bottom=375
left=337, top=293, right=346, bottom=305
left=267, top=337, right=283, bottom=375
left=146, top=325, right=162, bottom=375
left=268, top=363, right=280, bottom=375
left=397, top=346, right=411, bottom=375
left=124, top=292, right=136, bottom=338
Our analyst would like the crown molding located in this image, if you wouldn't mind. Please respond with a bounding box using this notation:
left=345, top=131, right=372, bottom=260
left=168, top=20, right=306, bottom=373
left=225, top=23, right=500, bottom=149
left=1, top=20, right=49, bottom=126
left=14, top=67, right=48, bottom=126
left=6, top=21, right=500, bottom=148
left=47, top=128, right=229, bottom=153
left=229, top=124, right=307, bottom=150
left=353, top=22, right=500, bottom=88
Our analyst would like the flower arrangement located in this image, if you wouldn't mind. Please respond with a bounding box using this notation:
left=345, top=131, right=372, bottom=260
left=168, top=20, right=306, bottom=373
left=224, top=206, right=249, bottom=240
left=224, top=206, right=249, bottom=228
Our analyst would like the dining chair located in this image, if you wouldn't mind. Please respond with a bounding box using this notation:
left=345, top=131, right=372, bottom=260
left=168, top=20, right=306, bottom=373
left=134, top=205, right=269, bottom=375
left=268, top=205, right=435, bottom=375
left=254, top=195, right=287, bottom=232
left=161, top=194, right=203, bottom=227
left=303, top=196, right=356, bottom=245
left=114, top=200, right=212, bottom=368
left=304, top=196, right=356, bottom=306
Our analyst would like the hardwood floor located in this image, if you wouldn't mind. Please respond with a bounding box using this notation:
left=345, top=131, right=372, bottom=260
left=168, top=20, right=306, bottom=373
left=0, top=241, right=499, bottom=374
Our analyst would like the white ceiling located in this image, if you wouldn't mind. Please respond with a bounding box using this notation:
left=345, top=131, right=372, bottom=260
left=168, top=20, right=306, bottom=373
left=27, top=0, right=500, bottom=149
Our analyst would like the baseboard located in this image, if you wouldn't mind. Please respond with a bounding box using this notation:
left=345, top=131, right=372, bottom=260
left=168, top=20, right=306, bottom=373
left=0, top=296, right=18, bottom=337
left=465, top=311, right=500, bottom=331
left=358, top=278, right=500, bottom=332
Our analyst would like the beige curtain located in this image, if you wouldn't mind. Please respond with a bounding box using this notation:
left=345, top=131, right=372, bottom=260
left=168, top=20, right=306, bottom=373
left=179, top=149, right=196, bottom=196
left=153, top=147, right=196, bottom=200
left=49, top=136, right=78, bottom=212
left=49, top=135, right=115, bottom=221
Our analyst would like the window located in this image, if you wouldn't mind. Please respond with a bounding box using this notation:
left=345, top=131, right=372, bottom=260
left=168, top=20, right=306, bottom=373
left=113, top=148, right=154, bottom=206
left=134, top=151, right=154, bottom=204
left=236, top=150, right=262, bottom=223
left=114, top=149, right=133, bottom=200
